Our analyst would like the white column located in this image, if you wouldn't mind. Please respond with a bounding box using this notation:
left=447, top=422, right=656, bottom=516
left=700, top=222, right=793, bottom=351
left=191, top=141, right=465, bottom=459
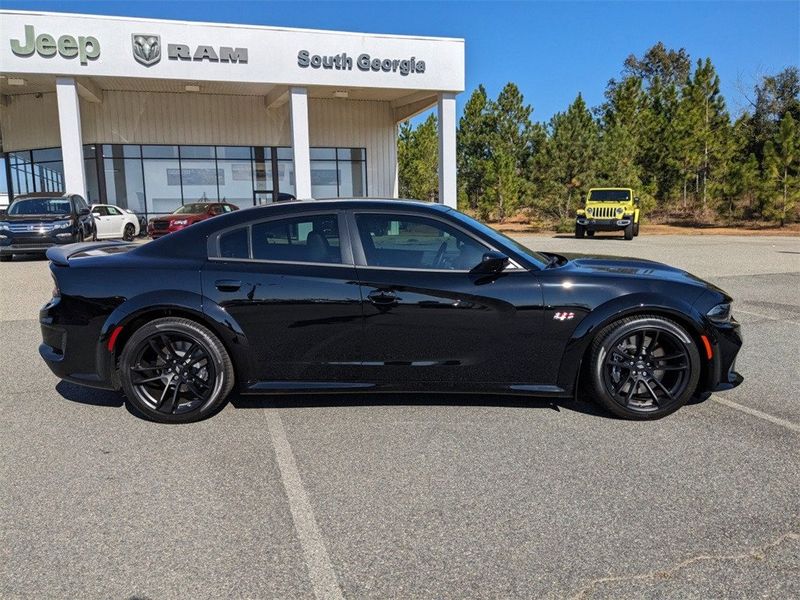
left=289, top=87, right=312, bottom=199
left=55, top=77, right=87, bottom=198
left=437, top=92, right=457, bottom=208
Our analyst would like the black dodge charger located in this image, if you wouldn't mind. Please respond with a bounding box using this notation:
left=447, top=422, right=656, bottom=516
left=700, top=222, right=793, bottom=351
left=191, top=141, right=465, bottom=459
left=39, top=199, right=742, bottom=423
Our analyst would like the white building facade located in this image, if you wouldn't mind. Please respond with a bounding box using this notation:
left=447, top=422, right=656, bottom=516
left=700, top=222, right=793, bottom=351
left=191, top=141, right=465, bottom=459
left=0, top=11, right=464, bottom=217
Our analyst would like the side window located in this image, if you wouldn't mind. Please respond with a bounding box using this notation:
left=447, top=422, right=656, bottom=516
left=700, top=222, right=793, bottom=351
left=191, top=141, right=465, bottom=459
left=219, top=227, right=249, bottom=259
left=73, top=195, right=88, bottom=211
left=355, top=213, right=488, bottom=270
left=222, top=204, right=234, bottom=213
left=251, top=214, right=341, bottom=264
left=92, top=206, right=109, bottom=216
left=107, top=206, right=122, bottom=216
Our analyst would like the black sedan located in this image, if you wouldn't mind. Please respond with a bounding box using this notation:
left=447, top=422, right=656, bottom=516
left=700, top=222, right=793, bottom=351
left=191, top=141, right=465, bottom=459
left=39, top=199, right=742, bottom=423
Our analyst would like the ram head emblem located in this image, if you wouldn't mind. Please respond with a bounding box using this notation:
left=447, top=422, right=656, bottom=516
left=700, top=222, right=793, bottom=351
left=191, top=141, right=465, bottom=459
left=132, top=34, right=161, bottom=67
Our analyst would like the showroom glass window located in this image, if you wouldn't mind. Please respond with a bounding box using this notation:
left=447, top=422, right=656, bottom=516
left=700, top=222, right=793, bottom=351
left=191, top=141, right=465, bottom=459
left=355, top=213, right=488, bottom=270
left=6, top=144, right=367, bottom=216
left=251, top=214, right=342, bottom=264
left=102, top=144, right=146, bottom=215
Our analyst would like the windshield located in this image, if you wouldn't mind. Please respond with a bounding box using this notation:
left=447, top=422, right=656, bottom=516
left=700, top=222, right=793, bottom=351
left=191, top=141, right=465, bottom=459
left=589, top=190, right=631, bottom=202
left=174, top=203, right=211, bottom=214
left=8, top=198, right=72, bottom=216
left=447, top=210, right=549, bottom=268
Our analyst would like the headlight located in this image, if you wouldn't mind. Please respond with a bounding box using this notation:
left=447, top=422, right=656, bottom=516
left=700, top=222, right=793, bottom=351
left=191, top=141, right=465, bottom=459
left=0, top=222, right=9, bottom=231
left=586, top=208, right=593, bottom=216
left=707, top=303, right=732, bottom=323
left=172, top=219, right=189, bottom=226
left=54, top=218, right=73, bottom=230
left=616, top=207, right=624, bottom=215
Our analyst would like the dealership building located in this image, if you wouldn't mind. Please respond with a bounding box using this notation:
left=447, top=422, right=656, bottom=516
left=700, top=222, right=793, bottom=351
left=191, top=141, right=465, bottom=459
left=0, top=10, right=464, bottom=216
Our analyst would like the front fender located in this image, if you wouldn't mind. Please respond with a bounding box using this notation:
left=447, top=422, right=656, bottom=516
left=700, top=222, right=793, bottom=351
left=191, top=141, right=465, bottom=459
left=556, top=291, right=706, bottom=392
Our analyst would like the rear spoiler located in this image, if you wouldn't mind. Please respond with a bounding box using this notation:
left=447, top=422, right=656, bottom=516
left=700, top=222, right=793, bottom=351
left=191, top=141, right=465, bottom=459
left=46, top=241, right=131, bottom=266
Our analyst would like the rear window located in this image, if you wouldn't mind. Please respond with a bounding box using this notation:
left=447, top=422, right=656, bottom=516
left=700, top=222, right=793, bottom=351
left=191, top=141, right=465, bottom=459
left=252, top=214, right=341, bottom=264
left=589, top=190, right=630, bottom=202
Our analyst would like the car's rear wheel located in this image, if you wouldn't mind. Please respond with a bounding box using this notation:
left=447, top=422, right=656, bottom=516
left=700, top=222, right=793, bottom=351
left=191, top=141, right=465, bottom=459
left=119, top=317, right=234, bottom=423
left=588, top=315, right=700, bottom=420
left=586, top=230, right=595, bottom=238
left=633, top=223, right=640, bottom=237
left=575, top=224, right=585, bottom=238
left=123, top=223, right=135, bottom=242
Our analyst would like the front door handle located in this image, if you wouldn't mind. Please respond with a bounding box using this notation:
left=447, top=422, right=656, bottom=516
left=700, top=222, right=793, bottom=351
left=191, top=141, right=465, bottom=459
left=368, top=290, right=398, bottom=306
left=215, top=279, right=242, bottom=292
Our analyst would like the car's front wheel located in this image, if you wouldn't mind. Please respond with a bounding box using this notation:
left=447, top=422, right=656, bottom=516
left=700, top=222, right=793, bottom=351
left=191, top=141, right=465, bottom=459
left=575, top=224, right=585, bottom=238
left=624, top=223, right=634, bottom=240
left=119, top=317, right=234, bottom=423
left=123, top=223, right=136, bottom=242
left=588, top=315, right=700, bottom=420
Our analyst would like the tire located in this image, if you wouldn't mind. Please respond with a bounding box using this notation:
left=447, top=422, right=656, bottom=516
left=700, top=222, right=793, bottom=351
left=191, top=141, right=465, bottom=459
left=588, top=315, right=701, bottom=420
left=624, top=223, right=634, bottom=240
left=91, top=226, right=97, bottom=242
left=633, top=223, right=640, bottom=237
left=0, top=255, right=12, bottom=262
left=78, top=229, right=85, bottom=243
left=575, top=224, right=585, bottom=238
left=123, top=223, right=135, bottom=242
left=119, top=317, right=235, bottom=423
left=586, top=230, right=595, bottom=238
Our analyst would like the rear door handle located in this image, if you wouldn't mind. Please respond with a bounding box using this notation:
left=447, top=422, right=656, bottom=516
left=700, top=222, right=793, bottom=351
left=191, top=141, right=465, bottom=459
left=368, top=290, right=398, bottom=306
left=215, top=279, right=242, bottom=292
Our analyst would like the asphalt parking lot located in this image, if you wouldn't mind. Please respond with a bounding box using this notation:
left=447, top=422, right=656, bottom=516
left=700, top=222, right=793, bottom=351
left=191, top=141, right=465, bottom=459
left=1, top=232, right=798, bottom=599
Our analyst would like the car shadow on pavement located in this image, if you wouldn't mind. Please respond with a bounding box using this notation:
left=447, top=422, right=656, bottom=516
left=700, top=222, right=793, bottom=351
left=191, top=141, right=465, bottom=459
left=551, top=234, right=628, bottom=240
left=56, top=380, right=125, bottom=408
left=54, top=382, right=622, bottom=421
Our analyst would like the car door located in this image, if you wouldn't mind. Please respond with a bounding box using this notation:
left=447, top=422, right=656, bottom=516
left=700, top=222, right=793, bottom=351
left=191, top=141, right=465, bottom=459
left=90, top=205, right=112, bottom=238
left=349, top=210, right=547, bottom=388
left=105, top=206, right=127, bottom=237
left=201, top=210, right=364, bottom=386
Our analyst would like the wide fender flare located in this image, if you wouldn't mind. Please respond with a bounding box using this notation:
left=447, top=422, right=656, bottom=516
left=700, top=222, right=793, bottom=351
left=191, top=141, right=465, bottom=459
left=557, top=291, right=706, bottom=391
left=96, top=290, right=251, bottom=385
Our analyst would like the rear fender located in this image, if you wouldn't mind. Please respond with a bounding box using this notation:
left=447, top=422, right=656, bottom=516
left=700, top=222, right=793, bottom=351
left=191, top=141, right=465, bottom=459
left=95, top=290, right=252, bottom=388
left=556, top=291, right=706, bottom=392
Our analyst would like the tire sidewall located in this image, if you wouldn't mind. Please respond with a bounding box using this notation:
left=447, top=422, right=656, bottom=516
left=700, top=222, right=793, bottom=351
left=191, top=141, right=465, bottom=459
left=590, top=316, right=701, bottom=420
left=123, top=223, right=135, bottom=241
left=119, top=318, right=234, bottom=423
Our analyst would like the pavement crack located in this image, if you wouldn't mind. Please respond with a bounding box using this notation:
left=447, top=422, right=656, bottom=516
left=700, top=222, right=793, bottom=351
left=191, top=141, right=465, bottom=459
left=568, top=531, right=800, bottom=600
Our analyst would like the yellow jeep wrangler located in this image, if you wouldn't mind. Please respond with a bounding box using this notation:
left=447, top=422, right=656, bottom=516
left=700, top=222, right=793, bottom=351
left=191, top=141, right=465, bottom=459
left=575, top=187, right=640, bottom=240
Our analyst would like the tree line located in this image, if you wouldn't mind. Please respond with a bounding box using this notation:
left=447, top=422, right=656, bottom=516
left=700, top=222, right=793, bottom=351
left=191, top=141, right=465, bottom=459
left=398, top=43, right=800, bottom=226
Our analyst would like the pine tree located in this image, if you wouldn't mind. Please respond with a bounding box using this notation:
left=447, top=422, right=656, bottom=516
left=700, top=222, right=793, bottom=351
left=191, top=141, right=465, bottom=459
left=543, top=93, right=598, bottom=220
left=457, top=85, right=491, bottom=211
left=764, top=113, right=800, bottom=225
left=397, top=115, right=438, bottom=202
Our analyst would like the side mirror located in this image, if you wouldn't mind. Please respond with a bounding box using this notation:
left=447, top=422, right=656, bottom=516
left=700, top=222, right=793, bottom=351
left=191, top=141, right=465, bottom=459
left=79, top=207, right=90, bottom=216
left=634, top=197, right=640, bottom=206
left=471, top=251, right=510, bottom=275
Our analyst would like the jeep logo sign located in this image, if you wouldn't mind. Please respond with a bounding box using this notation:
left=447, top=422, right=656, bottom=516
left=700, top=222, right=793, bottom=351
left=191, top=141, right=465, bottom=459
left=10, top=24, right=100, bottom=65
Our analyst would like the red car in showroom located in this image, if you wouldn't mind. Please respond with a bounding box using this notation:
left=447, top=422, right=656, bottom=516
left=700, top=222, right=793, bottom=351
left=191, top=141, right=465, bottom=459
left=147, top=202, right=238, bottom=239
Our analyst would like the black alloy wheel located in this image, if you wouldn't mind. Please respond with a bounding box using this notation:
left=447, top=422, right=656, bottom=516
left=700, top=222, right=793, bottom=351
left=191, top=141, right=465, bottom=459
left=589, top=315, right=700, bottom=419
left=119, top=318, right=234, bottom=423
left=123, top=223, right=135, bottom=242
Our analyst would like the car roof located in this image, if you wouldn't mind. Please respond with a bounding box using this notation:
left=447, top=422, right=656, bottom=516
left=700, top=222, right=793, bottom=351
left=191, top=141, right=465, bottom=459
left=13, top=192, right=72, bottom=199
left=240, top=198, right=451, bottom=213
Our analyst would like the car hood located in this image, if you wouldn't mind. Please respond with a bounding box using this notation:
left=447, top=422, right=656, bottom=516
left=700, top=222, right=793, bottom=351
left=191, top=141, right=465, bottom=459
left=3, top=214, right=73, bottom=223
left=151, top=214, right=203, bottom=223
left=553, top=252, right=719, bottom=288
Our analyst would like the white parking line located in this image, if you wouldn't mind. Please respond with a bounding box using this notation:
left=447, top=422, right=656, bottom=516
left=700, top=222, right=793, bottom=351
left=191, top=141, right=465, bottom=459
left=736, top=308, right=800, bottom=327
left=712, top=395, right=800, bottom=434
left=264, top=411, right=344, bottom=599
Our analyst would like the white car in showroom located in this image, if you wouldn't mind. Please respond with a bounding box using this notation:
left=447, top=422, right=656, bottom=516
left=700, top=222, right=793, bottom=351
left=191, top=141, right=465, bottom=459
left=90, top=204, right=140, bottom=241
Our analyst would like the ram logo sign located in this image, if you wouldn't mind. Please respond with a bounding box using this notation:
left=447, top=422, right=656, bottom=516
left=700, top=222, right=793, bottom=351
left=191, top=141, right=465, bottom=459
left=131, top=34, right=161, bottom=67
